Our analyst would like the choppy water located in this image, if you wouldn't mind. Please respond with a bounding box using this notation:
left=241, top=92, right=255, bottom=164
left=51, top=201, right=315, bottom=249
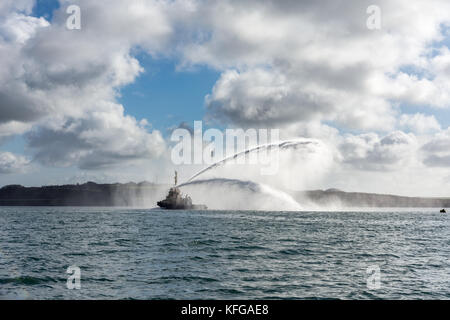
left=0, top=207, right=449, bottom=299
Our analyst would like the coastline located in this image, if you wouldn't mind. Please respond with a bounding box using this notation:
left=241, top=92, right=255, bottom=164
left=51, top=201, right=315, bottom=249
left=1, top=182, right=449, bottom=208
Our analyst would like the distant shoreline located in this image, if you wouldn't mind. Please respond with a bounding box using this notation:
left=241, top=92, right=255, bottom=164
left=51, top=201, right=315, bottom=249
left=0, top=182, right=449, bottom=208
left=293, top=189, right=450, bottom=208
left=0, top=182, right=169, bottom=207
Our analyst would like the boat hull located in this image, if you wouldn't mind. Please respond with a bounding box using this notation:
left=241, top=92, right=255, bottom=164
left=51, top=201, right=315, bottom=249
left=157, top=200, right=207, bottom=210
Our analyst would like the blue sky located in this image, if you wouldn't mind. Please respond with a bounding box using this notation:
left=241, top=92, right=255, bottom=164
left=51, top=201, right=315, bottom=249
left=118, top=55, right=220, bottom=136
left=31, top=0, right=60, bottom=20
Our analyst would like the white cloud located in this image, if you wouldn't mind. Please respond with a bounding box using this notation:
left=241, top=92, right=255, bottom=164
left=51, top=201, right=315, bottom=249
left=26, top=103, right=166, bottom=170
left=399, top=113, right=441, bottom=134
left=0, top=13, right=49, bottom=43
left=0, top=0, right=171, bottom=169
left=177, top=0, right=450, bottom=131
left=339, top=131, right=418, bottom=171
left=0, top=151, right=30, bottom=174
left=421, top=128, right=450, bottom=167
left=0, top=0, right=34, bottom=17
left=0, top=121, right=31, bottom=143
left=206, top=68, right=323, bottom=127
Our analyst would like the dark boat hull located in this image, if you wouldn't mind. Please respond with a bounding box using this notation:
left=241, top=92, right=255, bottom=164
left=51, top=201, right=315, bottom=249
left=157, top=200, right=207, bottom=210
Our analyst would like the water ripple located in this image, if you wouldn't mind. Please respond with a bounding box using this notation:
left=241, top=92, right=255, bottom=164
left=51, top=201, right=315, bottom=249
left=0, top=207, right=449, bottom=299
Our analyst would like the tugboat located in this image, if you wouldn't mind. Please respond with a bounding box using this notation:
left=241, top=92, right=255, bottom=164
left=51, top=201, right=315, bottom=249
left=157, top=171, right=207, bottom=210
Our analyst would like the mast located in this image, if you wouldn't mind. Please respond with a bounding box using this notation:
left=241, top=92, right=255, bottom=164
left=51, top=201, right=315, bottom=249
left=174, top=170, right=178, bottom=186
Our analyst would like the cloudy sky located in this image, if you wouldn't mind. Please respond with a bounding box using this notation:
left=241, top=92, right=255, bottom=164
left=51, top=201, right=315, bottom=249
left=2, top=0, right=450, bottom=196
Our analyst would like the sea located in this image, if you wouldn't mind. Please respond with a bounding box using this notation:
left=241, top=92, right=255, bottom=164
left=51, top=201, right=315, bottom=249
left=0, top=207, right=449, bottom=299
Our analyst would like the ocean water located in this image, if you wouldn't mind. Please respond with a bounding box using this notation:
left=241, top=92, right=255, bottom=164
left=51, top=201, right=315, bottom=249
left=0, top=207, right=449, bottom=300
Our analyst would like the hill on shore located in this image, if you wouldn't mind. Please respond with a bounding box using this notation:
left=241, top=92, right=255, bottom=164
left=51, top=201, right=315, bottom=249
left=1, top=182, right=449, bottom=208
left=0, top=182, right=169, bottom=207
left=293, top=189, right=450, bottom=208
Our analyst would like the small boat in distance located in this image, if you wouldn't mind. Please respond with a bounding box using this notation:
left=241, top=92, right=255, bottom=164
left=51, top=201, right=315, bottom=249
left=440, top=209, right=446, bottom=213
left=157, top=171, right=207, bottom=210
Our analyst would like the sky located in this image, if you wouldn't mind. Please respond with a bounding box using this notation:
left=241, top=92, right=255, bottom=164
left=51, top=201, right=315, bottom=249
left=2, top=0, right=450, bottom=196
